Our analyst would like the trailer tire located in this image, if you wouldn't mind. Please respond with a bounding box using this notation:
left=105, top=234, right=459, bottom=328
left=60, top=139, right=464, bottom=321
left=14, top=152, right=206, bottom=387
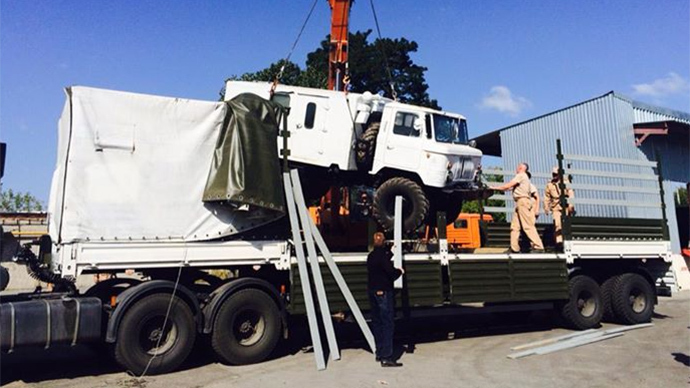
left=559, top=275, right=603, bottom=330
left=0, top=265, right=9, bottom=291
left=611, top=273, right=654, bottom=325
left=211, top=288, right=281, bottom=365
left=373, top=177, right=429, bottom=233
left=600, top=275, right=619, bottom=322
left=113, top=293, right=196, bottom=375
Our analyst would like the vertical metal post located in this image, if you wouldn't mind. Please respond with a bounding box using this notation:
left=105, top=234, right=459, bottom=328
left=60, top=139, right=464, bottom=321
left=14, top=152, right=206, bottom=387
left=654, top=150, right=670, bottom=241
left=556, top=139, right=571, bottom=240
left=282, top=172, right=325, bottom=371
left=393, top=196, right=403, bottom=289
left=280, top=107, right=290, bottom=173
left=290, top=170, right=341, bottom=361
left=309, top=221, right=377, bottom=354
left=437, top=211, right=448, bottom=265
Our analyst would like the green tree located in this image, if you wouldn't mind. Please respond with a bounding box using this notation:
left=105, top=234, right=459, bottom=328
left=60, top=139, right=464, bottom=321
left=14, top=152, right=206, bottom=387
left=227, top=30, right=440, bottom=109
left=0, top=189, right=44, bottom=212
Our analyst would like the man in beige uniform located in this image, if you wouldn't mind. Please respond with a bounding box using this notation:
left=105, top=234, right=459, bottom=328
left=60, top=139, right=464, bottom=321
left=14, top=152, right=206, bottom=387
left=544, top=167, right=574, bottom=248
left=491, top=163, right=544, bottom=253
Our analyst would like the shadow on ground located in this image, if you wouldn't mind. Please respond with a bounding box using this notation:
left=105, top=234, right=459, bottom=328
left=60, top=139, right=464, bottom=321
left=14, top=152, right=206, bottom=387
left=1, top=309, right=558, bottom=385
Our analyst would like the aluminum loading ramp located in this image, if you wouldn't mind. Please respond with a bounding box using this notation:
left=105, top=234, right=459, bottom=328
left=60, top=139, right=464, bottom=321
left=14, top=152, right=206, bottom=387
left=283, top=169, right=376, bottom=370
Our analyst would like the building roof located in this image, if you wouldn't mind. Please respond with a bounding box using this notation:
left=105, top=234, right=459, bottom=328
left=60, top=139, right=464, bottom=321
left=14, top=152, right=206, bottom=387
left=472, top=91, right=690, bottom=157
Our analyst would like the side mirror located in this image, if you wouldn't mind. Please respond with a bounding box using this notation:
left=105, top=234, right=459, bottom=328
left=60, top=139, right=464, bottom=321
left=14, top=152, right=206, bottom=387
left=412, top=117, right=424, bottom=136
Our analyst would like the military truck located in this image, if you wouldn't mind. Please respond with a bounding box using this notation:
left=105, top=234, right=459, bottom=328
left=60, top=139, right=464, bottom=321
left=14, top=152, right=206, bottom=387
left=223, top=81, right=483, bottom=233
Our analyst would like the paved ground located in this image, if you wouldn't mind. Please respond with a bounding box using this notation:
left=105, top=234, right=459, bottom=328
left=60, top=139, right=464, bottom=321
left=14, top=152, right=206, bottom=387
left=2, top=291, right=689, bottom=388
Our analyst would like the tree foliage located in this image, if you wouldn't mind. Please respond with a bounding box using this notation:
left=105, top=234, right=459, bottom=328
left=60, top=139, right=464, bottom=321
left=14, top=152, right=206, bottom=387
left=228, top=30, right=440, bottom=109
left=0, top=189, right=44, bottom=212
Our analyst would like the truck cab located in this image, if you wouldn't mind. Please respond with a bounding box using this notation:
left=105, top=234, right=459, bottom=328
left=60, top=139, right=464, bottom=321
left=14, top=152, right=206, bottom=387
left=371, top=102, right=482, bottom=191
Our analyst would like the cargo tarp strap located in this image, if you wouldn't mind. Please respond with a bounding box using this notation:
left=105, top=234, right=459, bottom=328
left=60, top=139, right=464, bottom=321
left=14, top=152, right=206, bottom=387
left=43, top=300, right=51, bottom=349
left=8, top=302, right=15, bottom=353
left=283, top=171, right=326, bottom=371
left=70, top=298, right=81, bottom=346
left=290, top=170, right=341, bottom=361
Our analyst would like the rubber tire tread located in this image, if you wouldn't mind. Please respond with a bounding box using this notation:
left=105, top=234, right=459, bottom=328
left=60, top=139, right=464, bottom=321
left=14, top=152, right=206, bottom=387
left=600, top=275, right=619, bottom=322
left=610, top=273, right=654, bottom=325
left=211, top=288, right=282, bottom=365
left=356, top=122, right=380, bottom=169
left=559, top=275, right=603, bottom=330
left=113, top=293, right=196, bottom=375
left=0, top=266, right=9, bottom=291
left=373, top=177, right=430, bottom=233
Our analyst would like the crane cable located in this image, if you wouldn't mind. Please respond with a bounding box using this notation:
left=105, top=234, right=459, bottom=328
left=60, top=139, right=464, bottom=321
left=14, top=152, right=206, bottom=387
left=368, top=0, right=397, bottom=100
left=271, top=0, right=320, bottom=96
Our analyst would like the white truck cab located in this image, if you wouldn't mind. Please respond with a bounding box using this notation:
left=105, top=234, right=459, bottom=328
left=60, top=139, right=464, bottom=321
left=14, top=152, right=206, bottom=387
left=224, top=81, right=483, bottom=232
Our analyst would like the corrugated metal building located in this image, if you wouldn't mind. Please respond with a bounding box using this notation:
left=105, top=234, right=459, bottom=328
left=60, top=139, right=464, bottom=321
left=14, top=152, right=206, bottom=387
left=473, top=91, right=689, bottom=253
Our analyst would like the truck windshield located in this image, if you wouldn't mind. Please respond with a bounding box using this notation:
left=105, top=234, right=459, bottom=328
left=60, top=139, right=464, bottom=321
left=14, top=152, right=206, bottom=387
left=433, top=114, right=468, bottom=144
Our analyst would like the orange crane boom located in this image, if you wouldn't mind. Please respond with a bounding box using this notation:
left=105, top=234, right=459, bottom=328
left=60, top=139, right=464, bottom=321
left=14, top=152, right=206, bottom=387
left=328, top=0, right=352, bottom=91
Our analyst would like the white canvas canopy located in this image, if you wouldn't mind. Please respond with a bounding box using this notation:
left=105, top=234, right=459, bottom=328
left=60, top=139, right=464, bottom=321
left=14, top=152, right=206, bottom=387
left=48, top=86, right=282, bottom=244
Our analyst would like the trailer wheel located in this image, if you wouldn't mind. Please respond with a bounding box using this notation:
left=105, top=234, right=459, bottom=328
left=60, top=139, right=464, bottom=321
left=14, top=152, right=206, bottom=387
left=373, top=177, right=429, bottom=233
left=559, top=275, right=603, bottom=330
left=600, top=275, right=619, bottom=322
left=211, top=288, right=281, bottom=365
left=113, top=293, right=196, bottom=375
left=0, top=265, right=9, bottom=291
left=611, top=273, right=654, bottom=325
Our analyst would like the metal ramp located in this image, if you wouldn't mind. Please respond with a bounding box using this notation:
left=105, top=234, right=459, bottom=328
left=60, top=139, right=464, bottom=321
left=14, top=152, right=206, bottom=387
left=283, top=169, right=376, bottom=370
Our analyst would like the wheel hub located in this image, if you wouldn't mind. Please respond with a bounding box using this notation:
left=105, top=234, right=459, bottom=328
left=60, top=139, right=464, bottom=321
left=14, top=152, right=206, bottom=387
left=577, top=292, right=596, bottom=317
left=629, top=288, right=647, bottom=313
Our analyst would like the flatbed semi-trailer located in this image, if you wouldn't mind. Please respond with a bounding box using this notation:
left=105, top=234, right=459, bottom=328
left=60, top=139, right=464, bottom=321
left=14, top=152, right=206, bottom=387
left=0, top=87, right=673, bottom=375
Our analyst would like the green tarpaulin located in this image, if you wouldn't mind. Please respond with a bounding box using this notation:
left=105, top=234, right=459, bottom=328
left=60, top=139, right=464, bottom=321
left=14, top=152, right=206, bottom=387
left=203, top=93, right=285, bottom=214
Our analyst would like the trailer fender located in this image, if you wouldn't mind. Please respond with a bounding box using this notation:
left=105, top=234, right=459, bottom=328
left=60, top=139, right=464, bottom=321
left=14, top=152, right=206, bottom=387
left=105, top=280, right=201, bottom=343
left=202, top=278, right=286, bottom=335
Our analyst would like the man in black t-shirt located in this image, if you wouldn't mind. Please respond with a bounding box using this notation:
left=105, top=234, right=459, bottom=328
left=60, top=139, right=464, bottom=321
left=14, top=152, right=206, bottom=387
left=367, top=232, right=404, bottom=367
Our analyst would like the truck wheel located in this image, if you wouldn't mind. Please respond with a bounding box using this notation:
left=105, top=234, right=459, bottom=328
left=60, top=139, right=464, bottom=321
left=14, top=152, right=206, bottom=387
left=114, top=293, right=196, bottom=375
left=600, top=275, right=619, bottom=322
left=211, top=288, right=281, bottom=365
left=355, top=122, right=380, bottom=170
left=429, top=191, right=464, bottom=224
left=559, top=275, right=603, bottom=330
left=0, top=265, right=9, bottom=291
left=611, top=273, right=654, bottom=325
left=373, top=177, right=429, bottom=233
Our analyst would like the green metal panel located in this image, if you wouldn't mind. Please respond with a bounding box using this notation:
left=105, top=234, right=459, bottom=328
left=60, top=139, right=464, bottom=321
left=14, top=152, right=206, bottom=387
left=484, top=223, right=556, bottom=249
left=449, top=258, right=568, bottom=304
left=569, top=217, right=665, bottom=240
left=289, top=260, right=445, bottom=315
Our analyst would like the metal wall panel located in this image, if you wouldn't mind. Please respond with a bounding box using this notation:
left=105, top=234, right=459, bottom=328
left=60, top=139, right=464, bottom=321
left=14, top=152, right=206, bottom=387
left=497, top=94, right=661, bottom=222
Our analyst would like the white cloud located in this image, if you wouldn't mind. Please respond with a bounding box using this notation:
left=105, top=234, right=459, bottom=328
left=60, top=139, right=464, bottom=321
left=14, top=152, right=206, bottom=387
left=632, top=72, right=689, bottom=98
left=478, top=86, right=532, bottom=117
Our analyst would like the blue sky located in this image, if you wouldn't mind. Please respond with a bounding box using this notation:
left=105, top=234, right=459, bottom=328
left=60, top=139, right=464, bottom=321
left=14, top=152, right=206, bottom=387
left=1, top=0, right=689, bottom=203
